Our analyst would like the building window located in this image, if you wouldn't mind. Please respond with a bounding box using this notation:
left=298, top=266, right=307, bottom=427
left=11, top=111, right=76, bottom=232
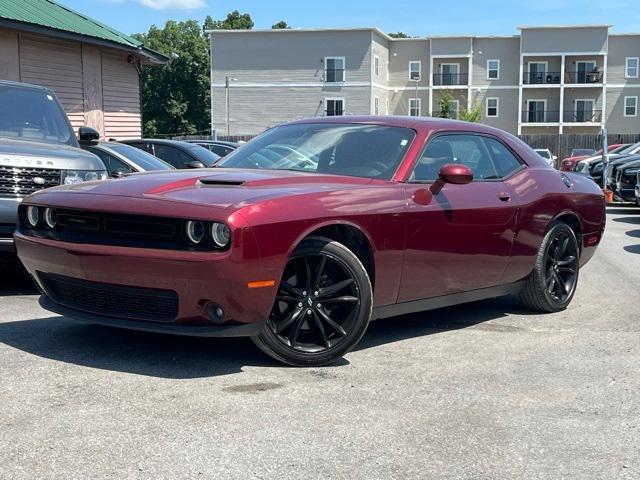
left=624, top=96, right=638, bottom=117
left=626, top=57, right=639, bottom=78
left=486, top=97, right=499, bottom=117
left=325, top=57, right=345, bottom=83
left=487, top=59, right=500, bottom=80
left=409, top=61, right=421, bottom=80
left=374, top=96, right=380, bottom=115
left=325, top=98, right=344, bottom=116
left=449, top=100, right=459, bottom=119
left=409, top=98, right=421, bottom=117
left=374, top=55, right=380, bottom=77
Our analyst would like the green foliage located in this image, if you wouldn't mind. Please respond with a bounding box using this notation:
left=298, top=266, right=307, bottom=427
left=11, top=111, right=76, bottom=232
left=459, top=102, right=482, bottom=123
left=133, top=20, right=211, bottom=137
left=438, top=90, right=454, bottom=118
left=271, top=20, right=290, bottom=29
left=134, top=11, right=254, bottom=137
left=388, top=32, right=409, bottom=38
left=205, top=10, right=254, bottom=30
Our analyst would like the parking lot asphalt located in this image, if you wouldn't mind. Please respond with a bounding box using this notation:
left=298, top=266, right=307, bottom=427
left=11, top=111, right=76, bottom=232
left=0, top=206, right=638, bottom=480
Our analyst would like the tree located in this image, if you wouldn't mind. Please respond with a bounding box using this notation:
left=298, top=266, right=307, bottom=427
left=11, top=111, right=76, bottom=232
left=206, top=10, right=254, bottom=30
left=388, top=32, right=409, bottom=38
left=438, top=90, right=454, bottom=118
left=133, top=20, right=211, bottom=137
left=459, top=102, right=482, bottom=123
left=271, top=20, right=290, bottom=29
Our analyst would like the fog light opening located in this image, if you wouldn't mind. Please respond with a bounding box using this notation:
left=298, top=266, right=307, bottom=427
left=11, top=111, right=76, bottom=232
left=205, top=302, right=225, bottom=324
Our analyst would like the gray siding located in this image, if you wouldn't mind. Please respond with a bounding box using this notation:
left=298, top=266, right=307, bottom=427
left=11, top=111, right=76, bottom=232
left=388, top=90, right=428, bottom=116
left=210, top=31, right=373, bottom=85
left=387, top=39, right=430, bottom=87
left=212, top=86, right=371, bottom=136
left=472, top=37, right=520, bottom=86
left=430, top=37, right=472, bottom=56
left=606, top=86, right=640, bottom=133
left=520, top=27, right=608, bottom=54
left=607, top=36, right=640, bottom=84
left=470, top=89, right=519, bottom=134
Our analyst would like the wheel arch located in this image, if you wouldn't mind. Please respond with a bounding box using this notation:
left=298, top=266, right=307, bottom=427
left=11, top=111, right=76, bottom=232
left=548, top=210, right=583, bottom=252
left=287, top=220, right=376, bottom=290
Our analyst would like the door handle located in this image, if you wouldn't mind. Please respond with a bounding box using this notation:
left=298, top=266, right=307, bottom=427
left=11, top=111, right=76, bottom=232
left=498, top=192, right=511, bottom=202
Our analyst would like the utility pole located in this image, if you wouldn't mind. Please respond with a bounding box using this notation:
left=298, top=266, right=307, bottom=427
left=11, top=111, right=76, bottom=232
left=225, top=76, right=230, bottom=137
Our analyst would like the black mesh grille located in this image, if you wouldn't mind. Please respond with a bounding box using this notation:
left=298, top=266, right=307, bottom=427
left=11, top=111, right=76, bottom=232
left=40, top=272, right=179, bottom=322
left=0, top=166, right=60, bottom=197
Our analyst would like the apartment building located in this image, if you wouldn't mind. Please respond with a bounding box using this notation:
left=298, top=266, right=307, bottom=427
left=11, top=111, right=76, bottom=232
left=208, top=25, right=640, bottom=137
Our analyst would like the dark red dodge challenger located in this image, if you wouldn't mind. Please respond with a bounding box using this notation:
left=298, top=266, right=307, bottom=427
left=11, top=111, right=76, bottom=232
left=15, top=117, right=605, bottom=366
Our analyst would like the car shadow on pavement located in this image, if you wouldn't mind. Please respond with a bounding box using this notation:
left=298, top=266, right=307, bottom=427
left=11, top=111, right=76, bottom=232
left=612, top=216, right=640, bottom=225
left=0, top=295, right=531, bottom=379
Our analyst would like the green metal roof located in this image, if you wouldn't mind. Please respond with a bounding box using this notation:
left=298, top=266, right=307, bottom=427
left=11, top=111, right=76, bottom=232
left=0, top=0, right=167, bottom=63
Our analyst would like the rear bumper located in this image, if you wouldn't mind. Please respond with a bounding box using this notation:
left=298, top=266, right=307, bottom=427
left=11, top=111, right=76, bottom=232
left=40, top=295, right=265, bottom=337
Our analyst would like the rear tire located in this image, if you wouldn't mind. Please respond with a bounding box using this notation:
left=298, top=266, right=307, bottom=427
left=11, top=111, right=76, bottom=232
left=252, top=236, right=372, bottom=367
left=520, top=222, right=580, bottom=312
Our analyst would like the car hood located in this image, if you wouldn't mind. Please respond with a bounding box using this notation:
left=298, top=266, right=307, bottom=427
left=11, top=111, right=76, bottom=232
left=27, top=168, right=380, bottom=210
left=0, top=137, right=104, bottom=170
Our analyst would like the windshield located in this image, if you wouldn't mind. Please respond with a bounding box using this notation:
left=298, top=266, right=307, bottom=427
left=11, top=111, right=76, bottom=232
left=185, top=144, right=221, bottom=166
left=218, top=123, right=416, bottom=180
left=107, top=142, right=174, bottom=170
left=0, top=84, right=75, bottom=146
left=571, top=149, right=595, bottom=156
left=535, top=150, right=551, bottom=159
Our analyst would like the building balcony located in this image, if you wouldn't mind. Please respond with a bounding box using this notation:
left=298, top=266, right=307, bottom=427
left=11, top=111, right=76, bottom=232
left=521, top=110, right=560, bottom=123
left=432, top=73, right=468, bottom=87
left=563, top=109, right=602, bottom=123
left=564, top=71, right=603, bottom=84
left=523, top=71, right=561, bottom=85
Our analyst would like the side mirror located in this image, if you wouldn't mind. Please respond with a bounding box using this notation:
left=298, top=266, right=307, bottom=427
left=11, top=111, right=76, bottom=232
left=186, top=161, right=206, bottom=169
left=111, top=168, right=129, bottom=178
left=429, top=164, right=473, bottom=194
left=78, top=126, right=100, bottom=143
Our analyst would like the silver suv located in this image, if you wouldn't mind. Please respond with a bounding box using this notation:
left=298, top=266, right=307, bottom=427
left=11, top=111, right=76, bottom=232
left=0, top=80, right=106, bottom=254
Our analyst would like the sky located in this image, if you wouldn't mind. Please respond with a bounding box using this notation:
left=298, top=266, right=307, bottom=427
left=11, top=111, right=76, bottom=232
left=63, top=0, right=640, bottom=37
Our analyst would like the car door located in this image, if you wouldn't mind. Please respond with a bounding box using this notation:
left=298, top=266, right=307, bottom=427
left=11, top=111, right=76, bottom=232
left=398, top=133, right=522, bottom=303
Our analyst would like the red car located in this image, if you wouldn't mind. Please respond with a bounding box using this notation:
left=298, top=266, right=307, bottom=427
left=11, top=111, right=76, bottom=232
left=15, top=117, right=605, bottom=366
left=560, top=144, right=627, bottom=171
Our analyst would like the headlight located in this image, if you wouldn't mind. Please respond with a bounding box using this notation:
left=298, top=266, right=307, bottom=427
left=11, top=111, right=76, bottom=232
left=210, top=222, right=231, bottom=248
left=26, top=206, right=40, bottom=227
left=61, top=170, right=108, bottom=185
left=44, top=207, right=57, bottom=228
left=185, top=221, right=205, bottom=244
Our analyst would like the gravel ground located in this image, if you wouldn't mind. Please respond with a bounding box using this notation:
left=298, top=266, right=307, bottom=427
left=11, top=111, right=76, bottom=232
left=0, top=206, right=638, bottom=480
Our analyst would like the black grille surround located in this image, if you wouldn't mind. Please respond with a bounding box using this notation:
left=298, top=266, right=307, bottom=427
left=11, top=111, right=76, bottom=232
left=40, top=272, right=179, bottom=322
left=18, top=207, right=229, bottom=252
left=0, top=166, right=60, bottom=198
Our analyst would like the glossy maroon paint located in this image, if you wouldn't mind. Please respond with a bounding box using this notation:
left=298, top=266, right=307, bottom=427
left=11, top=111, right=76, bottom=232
left=15, top=116, right=606, bottom=331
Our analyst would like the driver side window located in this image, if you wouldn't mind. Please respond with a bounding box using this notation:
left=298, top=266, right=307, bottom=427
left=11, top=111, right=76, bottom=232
left=411, top=134, right=505, bottom=182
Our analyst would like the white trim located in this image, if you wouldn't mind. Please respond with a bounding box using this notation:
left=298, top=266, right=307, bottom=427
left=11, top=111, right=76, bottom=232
left=525, top=99, right=548, bottom=123
left=324, top=56, right=346, bottom=83
left=625, top=57, right=639, bottom=79
left=487, top=59, right=500, bottom=80
left=606, top=83, right=640, bottom=88
left=472, top=85, right=519, bottom=90
left=430, top=54, right=472, bottom=58
left=486, top=97, right=499, bottom=117
left=624, top=95, right=638, bottom=117
left=409, top=97, right=421, bottom=117
left=374, top=55, right=380, bottom=78
left=324, top=97, right=345, bottom=116
left=212, top=82, right=369, bottom=88
left=409, top=60, right=422, bottom=81
left=522, top=51, right=606, bottom=56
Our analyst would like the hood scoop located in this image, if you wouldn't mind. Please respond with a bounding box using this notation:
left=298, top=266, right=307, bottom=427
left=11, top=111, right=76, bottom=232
left=199, top=177, right=246, bottom=186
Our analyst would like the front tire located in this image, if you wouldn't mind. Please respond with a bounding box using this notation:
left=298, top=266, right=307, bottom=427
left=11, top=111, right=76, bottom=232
left=252, top=236, right=372, bottom=367
left=520, top=222, right=580, bottom=312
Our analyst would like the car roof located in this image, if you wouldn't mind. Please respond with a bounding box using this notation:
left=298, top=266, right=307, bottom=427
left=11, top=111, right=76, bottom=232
left=121, top=138, right=197, bottom=149
left=285, top=115, right=514, bottom=137
left=0, top=79, right=51, bottom=92
left=185, top=139, right=239, bottom=147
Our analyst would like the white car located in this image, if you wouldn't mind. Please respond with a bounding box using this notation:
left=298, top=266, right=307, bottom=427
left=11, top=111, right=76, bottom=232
left=534, top=148, right=557, bottom=168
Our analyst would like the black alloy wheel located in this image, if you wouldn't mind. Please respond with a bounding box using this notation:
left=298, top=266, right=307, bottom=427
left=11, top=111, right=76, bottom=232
left=544, top=230, right=579, bottom=303
left=520, top=222, right=580, bottom=312
left=252, top=237, right=372, bottom=366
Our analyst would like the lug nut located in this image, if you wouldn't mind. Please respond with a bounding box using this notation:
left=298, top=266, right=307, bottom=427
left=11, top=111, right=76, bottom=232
left=306, top=309, right=312, bottom=315
left=297, top=302, right=303, bottom=307
left=313, top=291, right=319, bottom=296
left=316, top=303, right=322, bottom=309
left=302, top=291, right=307, bottom=296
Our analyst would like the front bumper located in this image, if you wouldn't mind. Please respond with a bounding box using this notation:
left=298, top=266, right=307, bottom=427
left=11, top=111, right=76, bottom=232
left=15, top=232, right=277, bottom=335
